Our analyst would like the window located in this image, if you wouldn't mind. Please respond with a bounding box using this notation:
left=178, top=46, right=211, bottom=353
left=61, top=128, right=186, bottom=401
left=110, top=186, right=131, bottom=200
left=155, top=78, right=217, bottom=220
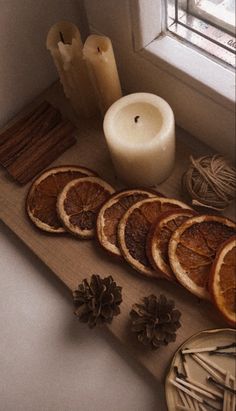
left=167, top=0, right=236, bottom=67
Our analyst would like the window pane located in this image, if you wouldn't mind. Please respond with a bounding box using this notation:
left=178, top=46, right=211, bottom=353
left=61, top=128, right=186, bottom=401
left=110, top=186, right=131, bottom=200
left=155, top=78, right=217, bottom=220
left=189, top=0, right=235, bottom=34
left=166, top=0, right=236, bottom=66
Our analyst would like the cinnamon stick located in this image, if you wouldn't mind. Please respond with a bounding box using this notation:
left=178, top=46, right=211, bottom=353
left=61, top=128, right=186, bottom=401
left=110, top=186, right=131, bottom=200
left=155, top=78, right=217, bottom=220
left=7, top=121, right=76, bottom=184
left=17, top=134, right=76, bottom=184
left=1, top=100, right=77, bottom=184
left=0, top=101, right=50, bottom=150
left=0, top=104, right=61, bottom=166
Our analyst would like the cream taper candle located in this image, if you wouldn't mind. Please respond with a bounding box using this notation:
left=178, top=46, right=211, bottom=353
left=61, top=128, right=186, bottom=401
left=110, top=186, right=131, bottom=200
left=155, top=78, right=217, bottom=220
left=103, top=93, right=175, bottom=186
left=46, top=21, right=96, bottom=117
left=83, top=35, right=122, bottom=115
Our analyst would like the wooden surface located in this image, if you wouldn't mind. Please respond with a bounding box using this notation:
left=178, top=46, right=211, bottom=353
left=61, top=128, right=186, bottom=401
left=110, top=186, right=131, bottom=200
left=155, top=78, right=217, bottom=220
left=0, top=83, right=235, bottom=384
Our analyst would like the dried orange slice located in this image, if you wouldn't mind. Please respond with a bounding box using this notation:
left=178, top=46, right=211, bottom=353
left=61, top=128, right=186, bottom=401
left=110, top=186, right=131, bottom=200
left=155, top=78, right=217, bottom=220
left=147, top=209, right=197, bottom=281
left=96, top=189, right=158, bottom=258
left=168, top=215, right=236, bottom=300
left=57, top=176, right=115, bottom=239
left=118, top=197, right=191, bottom=278
left=26, top=166, right=96, bottom=233
left=209, top=236, right=236, bottom=326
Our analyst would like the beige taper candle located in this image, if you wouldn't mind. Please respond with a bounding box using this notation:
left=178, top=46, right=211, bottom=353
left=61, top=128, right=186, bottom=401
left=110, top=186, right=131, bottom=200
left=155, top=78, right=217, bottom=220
left=46, top=21, right=97, bottom=117
left=83, top=35, right=122, bottom=116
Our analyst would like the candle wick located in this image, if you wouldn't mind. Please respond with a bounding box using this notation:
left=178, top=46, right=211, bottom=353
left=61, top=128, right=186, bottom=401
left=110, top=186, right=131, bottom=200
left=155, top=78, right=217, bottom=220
left=97, top=47, right=101, bottom=53
left=59, top=31, right=65, bottom=44
left=134, top=115, right=140, bottom=123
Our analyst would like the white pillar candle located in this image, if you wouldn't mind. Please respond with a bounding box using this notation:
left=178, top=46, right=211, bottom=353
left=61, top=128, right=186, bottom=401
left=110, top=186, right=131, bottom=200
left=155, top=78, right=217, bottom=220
left=83, top=35, right=122, bottom=116
left=103, top=93, right=175, bottom=186
left=46, top=21, right=97, bottom=117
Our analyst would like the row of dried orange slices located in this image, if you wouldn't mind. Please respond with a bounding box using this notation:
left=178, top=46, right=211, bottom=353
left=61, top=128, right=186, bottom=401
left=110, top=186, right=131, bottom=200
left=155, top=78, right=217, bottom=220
left=97, top=191, right=236, bottom=326
left=26, top=166, right=236, bottom=326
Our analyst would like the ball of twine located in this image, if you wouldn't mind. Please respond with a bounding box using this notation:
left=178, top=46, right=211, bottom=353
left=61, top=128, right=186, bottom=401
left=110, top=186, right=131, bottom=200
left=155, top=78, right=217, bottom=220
left=182, top=155, right=236, bottom=211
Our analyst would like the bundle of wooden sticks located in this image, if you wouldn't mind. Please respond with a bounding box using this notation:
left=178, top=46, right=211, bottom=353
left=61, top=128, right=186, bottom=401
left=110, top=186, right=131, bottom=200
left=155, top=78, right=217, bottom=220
left=0, top=101, right=76, bottom=184
left=171, top=342, right=236, bottom=411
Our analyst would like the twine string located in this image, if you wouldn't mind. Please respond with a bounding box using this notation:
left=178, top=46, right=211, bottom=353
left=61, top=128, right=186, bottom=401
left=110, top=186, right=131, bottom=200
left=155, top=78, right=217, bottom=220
left=183, top=155, right=236, bottom=210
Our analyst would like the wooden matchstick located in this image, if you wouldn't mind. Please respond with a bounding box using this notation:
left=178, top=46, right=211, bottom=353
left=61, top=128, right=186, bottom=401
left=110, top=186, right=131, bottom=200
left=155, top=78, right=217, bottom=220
left=208, top=377, right=236, bottom=395
left=194, top=400, right=200, bottom=411
left=182, top=347, right=217, bottom=354
left=180, top=351, right=190, bottom=377
left=176, top=404, right=194, bottom=411
left=178, top=390, right=193, bottom=409
left=175, top=365, right=197, bottom=410
left=195, top=353, right=235, bottom=382
left=170, top=380, right=220, bottom=410
left=182, top=343, right=236, bottom=355
left=175, top=377, right=220, bottom=401
left=223, top=372, right=230, bottom=411
left=189, top=378, right=223, bottom=399
left=231, top=379, right=236, bottom=411
left=191, top=355, right=224, bottom=383
left=209, top=351, right=236, bottom=358
left=178, top=389, right=189, bottom=407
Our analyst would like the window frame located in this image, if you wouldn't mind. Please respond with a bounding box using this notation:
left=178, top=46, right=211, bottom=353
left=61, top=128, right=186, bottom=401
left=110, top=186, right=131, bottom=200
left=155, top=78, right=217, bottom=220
left=133, top=0, right=235, bottom=107
left=166, top=0, right=235, bottom=68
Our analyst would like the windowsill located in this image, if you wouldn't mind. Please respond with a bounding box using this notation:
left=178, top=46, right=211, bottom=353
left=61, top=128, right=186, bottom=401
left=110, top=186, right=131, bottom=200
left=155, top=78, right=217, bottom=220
left=140, top=34, right=235, bottom=112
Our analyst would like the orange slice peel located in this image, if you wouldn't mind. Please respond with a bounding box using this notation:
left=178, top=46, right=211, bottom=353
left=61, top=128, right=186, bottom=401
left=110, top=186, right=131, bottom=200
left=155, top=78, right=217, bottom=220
left=146, top=209, right=197, bottom=281
left=209, top=235, right=236, bottom=326
left=168, top=215, right=236, bottom=300
left=57, top=176, right=115, bottom=239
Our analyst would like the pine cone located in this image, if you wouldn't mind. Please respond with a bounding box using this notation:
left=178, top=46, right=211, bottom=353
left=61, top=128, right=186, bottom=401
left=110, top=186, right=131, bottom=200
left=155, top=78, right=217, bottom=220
left=130, top=294, right=181, bottom=350
left=73, top=274, right=122, bottom=328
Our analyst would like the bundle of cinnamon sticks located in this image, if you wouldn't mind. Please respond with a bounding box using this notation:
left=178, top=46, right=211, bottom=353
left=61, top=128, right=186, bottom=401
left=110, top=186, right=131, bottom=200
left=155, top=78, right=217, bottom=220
left=0, top=101, right=76, bottom=184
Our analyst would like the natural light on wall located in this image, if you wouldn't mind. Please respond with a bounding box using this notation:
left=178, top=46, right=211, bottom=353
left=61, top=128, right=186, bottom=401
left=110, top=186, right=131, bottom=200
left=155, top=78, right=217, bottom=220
left=167, top=0, right=236, bottom=67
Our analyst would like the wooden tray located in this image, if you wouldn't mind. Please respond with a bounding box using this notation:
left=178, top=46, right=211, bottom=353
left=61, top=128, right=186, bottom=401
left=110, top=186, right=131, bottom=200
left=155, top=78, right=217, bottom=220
left=0, top=83, right=235, bottom=383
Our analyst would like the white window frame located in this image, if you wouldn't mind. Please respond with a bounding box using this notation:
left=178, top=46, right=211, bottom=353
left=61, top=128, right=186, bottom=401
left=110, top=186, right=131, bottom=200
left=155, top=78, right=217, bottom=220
left=84, top=0, right=235, bottom=160
left=135, top=1, right=235, bottom=107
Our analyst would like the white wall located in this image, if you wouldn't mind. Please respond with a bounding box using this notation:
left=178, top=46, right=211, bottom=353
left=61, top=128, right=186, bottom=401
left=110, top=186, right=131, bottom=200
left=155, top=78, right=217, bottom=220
left=0, top=0, right=89, bottom=126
